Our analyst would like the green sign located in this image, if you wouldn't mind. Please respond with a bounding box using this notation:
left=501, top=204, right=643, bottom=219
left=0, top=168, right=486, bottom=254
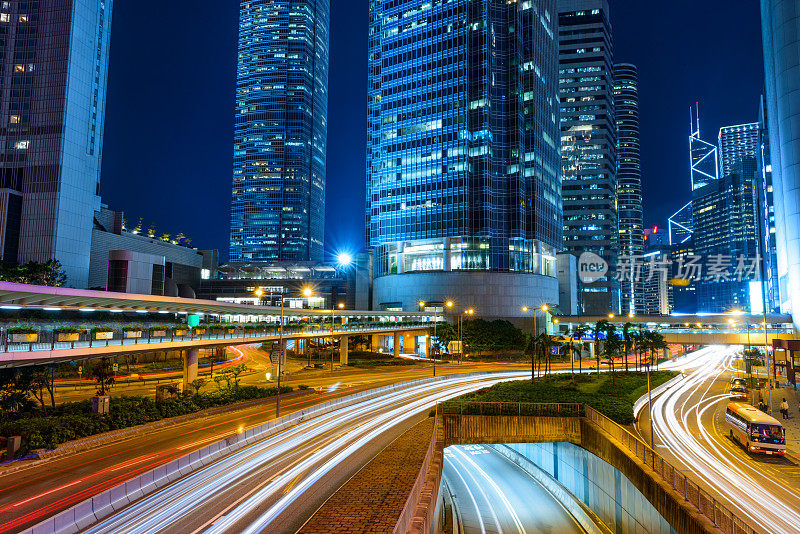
left=187, top=314, right=200, bottom=328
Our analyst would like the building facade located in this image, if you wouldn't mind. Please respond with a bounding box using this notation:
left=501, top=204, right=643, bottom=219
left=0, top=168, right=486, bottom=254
left=0, top=0, right=113, bottom=288
left=757, top=95, right=780, bottom=313
left=230, top=0, right=329, bottom=263
left=762, top=0, right=800, bottom=322
left=613, top=63, right=643, bottom=314
left=718, top=123, right=759, bottom=178
left=366, top=0, right=562, bottom=320
left=558, top=0, right=618, bottom=314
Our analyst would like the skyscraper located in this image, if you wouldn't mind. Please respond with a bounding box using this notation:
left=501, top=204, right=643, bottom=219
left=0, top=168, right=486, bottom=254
left=558, top=0, right=618, bottom=315
left=230, top=0, right=329, bottom=263
left=366, top=0, right=562, bottom=319
left=0, top=1, right=113, bottom=287
left=761, top=0, right=800, bottom=321
left=756, top=95, right=779, bottom=313
left=718, top=123, right=759, bottom=177
left=613, top=63, right=643, bottom=314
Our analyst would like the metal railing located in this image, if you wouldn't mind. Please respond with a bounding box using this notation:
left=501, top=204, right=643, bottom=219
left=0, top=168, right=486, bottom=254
left=439, top=400, right=585, bottom=418
left=0, top=322, right=430, bottom=354
left=437, top=401, right=760, bottom=534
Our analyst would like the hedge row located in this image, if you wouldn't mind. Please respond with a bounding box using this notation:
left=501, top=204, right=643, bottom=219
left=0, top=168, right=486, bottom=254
left=1, top=385, right=293, bottom=455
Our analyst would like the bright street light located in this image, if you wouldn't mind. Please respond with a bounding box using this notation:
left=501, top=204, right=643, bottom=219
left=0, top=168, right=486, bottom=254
left=336, top=252, right=353, bottom=267
left=303, top=287, right=313, bottom=297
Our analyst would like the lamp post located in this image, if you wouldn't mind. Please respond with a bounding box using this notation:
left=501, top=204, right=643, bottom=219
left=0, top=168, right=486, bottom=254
left=419, top=299, right=453, bottom=376
left=459, top=308, right=474, bottom=364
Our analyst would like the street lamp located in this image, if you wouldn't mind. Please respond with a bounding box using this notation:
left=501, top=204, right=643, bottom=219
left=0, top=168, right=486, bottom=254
left=329, top=302, right=344, bottom=371
left=458, top=308, right=475, bottom=364
left=420, top=299, right=452, bottom=376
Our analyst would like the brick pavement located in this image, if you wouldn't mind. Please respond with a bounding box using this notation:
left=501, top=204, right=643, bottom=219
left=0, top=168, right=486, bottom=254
left=297, top=417, right=435, bottom=534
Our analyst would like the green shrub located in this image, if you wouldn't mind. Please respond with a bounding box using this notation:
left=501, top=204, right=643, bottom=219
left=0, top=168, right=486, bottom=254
left=8, top=326, right=37, bottom=334
left=53, top=326, right=85, bottom=334
left=123, top=324, right=144, bottom=332
left=91, top=326, right=114, bottom=333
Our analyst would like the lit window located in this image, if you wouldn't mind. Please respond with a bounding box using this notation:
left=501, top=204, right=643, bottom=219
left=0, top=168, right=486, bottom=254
left=13, top=65, right=23, bottom=72
left=0, top=14, right=8, bottom=22
left=18, top=14, right=27, bottom=23
left=14, top=140, right=29, bottom=149
left=9, top=115, right=19, bottom=124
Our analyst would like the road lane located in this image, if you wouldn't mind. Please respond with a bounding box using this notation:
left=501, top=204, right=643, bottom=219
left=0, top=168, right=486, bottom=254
left=74, top=372, right=528, bottom=534
left=443, top=444, right=585, bottom=534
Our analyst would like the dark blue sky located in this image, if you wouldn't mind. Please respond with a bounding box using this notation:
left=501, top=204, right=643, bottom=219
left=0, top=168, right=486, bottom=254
left=100, top=0, right=763, bottom=260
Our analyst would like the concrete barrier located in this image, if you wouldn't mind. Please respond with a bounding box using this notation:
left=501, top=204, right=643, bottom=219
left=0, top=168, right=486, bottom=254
left=21, top=371, right=519, bottom=534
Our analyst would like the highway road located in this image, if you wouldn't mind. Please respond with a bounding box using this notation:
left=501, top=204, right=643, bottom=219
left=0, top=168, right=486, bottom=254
left=0, top=361, right=527, bottom=533
left=638, top=346, right=800, bottom=534
left=442, top=444, right=585, bottom=534
left=68, top=372, right=527, bottom=534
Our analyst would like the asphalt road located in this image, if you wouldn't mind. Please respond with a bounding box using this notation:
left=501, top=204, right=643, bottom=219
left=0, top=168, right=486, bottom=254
left=71, top=372, right=528, bottom=534
left=637, top=346, right=800, bottom=534
left=442, top=445, right=585, bottom=534
left=0, top=362, right=527, bottom=533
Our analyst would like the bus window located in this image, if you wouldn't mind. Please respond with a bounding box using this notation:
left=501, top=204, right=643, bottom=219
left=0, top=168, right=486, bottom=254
left=752, top=423, right=785, bottom=441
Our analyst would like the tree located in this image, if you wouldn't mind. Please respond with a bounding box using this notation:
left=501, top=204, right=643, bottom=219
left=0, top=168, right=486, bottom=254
left=0, top=368, right=36, bottom=414
left=30, top=365, right=56, bottom=412
left=0, top=259, right=67, bottom=287
left=91, top=357, right=115, bottom=396
left=571, top=325, right=590, bottom=374
left=189, top=378, right=207, bottom=395
left=603, top=327, right=621, bottom=385
left=592, top=319, right=610, bottom=373
left=622, top=322, right=635, bottom=373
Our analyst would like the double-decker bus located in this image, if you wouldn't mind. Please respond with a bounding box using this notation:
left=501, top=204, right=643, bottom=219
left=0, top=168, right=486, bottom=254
left=725, top=402, right=786, bottom=456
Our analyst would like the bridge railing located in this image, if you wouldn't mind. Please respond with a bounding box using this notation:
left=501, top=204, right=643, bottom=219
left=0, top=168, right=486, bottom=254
left=437, top=401, right=760, bottom=534
left=0, top=322, right=430, bottom=354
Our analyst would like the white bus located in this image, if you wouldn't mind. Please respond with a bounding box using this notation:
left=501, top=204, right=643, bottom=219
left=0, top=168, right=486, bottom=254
left=725, top=402, right=786, bottom=456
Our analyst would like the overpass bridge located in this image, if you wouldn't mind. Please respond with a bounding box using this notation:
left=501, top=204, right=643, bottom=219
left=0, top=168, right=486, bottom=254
left=556, top=314, right=796, bottom=346
left=0, top=282, right=435, bottom=387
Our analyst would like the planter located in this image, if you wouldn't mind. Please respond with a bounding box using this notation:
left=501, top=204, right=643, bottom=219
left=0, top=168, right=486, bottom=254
left=226, top=328, right=236, bottom=334
left=57, top=333, right=80, bottom=342
left=11, top=333, right=37, bottom=343
left=150, top=330, right=167, bottom=338
left=125, top=331, right=143, bottom=339
left=194, top=329, right=206, bottom=335
left=174, top=329, right=188, bottom=336
left=94, top=331, right=113, bottom=340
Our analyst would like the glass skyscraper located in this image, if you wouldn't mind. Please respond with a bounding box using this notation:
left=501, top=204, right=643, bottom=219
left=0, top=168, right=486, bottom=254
left=613, top=63, right=643, bottom=314
left=230, top=0, right=329, bottom=263
left=718, top=123, right=759, bottom=177
left=0, top=0, right=113, bottom=288
left=367, top=0, right=562, bottom=318
left=558, top=0, right=619, bottom=315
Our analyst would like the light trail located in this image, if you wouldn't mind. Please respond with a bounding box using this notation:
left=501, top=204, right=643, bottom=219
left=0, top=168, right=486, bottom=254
left=76, top=372, right=528, bottom=534
left=648, top=346, right=800, bottom=534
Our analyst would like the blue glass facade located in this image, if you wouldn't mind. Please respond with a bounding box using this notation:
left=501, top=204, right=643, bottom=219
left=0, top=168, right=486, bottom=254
left=367, top=0, right=561, bottom=315
left=230, top=0, right=329, bottom=263
left=0, top=0, right=113, bottom=288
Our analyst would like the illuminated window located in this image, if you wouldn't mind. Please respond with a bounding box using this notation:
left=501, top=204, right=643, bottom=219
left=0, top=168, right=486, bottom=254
left=9, top=115, right=19, bottom=124
left=18, top=14, right=27, bottom=23
left=14, top=140, right=29, bottom=150
left=0, top=14, right=8, bottom=22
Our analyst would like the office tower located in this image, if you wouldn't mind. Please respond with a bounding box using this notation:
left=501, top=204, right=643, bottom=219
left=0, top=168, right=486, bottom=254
left=230, top=0, right=329, bottom=263
left=366, top=0, right=562, bottom=319
left=718, top=123, right=759, bottom=177
left=613, top=63, right=643, bottom=314
left=559, top=0, right=618, bottom=314
left=757, top=95, right=779, bottom=313
left=692, top=155, right=759, bottom=312
left=0, top=1, right=113, bottom=287
left=689, top=105, right=719, bottom=191
left=667, top=202, right=693, bottom=245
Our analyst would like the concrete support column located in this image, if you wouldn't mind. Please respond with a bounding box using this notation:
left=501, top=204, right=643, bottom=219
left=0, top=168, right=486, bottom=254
left=371, top=334, right=382, bottom=352
left=403, top=334, right=417, bottom=355
left=394, top=332, right=400, bottom=358
left=424, top=333, right=431, bottom=358
left=340, top=335, right=349, bottom=365
left=588, top=342, right=595, bottom=361
left=182, top=348, right=199, bottom=392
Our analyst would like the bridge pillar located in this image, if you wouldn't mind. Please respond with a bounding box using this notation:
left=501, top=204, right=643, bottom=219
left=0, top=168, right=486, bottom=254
left=182, top=348, right=199, bottom=391
left=424, top=333, right=431, bottom=358
left=393, top=332, right=400, bottom=358
left=339, top=335, right=349, bottom=365
left=588, top=342, right=595, bottom=361
left=403, top=333, right=417, bottom=355
left=371, top=334, right=382, bottom=352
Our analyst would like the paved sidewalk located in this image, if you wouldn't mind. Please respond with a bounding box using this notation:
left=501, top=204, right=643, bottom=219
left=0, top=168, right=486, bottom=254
left=770, top=382, right=800, bottom=458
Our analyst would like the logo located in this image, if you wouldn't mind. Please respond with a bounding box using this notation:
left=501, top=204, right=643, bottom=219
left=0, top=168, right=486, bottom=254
left=578, top=252, right=608, bottom=284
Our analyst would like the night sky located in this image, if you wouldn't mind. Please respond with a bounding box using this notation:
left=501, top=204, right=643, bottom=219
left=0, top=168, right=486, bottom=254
left=99, top=0, right=763, bottom=261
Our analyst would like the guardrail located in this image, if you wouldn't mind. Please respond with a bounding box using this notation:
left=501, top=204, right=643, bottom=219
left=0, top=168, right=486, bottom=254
left=439, top=401, right=585, bottom=418
left=0, top=323, right=431, bottom=355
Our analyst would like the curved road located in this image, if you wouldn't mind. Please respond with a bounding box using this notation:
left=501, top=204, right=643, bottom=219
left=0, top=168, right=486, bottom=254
left=53, top=372, right=529, bottom=534
left=442, top=445, right=585, bottom=534
left=639, top=346, right=800, bottom=534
